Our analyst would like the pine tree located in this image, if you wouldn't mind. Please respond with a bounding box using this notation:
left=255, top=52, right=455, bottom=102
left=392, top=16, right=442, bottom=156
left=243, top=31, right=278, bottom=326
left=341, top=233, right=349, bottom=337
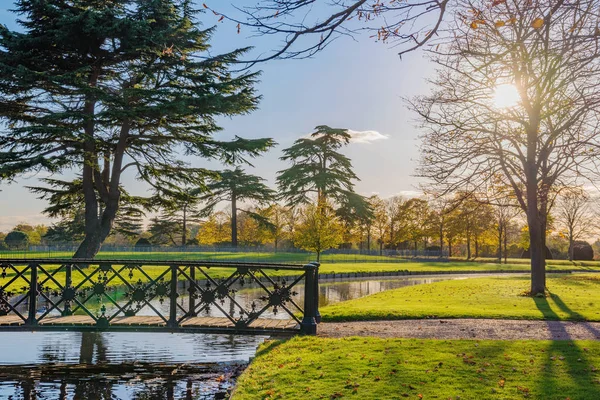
left=277, top=126, right=372, bottom=229
left=0, top=0, right=273, bottom=258
left=200, top=168, right=275, bottom=247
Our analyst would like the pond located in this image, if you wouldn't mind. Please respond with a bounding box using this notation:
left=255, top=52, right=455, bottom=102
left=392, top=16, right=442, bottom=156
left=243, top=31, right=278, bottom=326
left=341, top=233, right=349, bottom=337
left=0, top=274, right=500, bottom=399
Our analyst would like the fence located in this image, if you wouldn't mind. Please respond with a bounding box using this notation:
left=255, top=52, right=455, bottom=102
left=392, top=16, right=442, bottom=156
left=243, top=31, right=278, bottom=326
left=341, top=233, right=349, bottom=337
left=2, top=244, right=448, bottom=263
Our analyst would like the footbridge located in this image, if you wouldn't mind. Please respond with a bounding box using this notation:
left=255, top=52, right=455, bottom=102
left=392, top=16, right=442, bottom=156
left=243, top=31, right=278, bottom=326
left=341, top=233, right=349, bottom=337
left=0, top=259, right=320, bottom=335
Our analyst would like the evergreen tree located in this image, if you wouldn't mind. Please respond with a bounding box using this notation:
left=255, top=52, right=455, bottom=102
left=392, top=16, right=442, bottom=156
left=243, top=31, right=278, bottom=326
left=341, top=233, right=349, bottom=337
left=147, top=216, right=185, bottom=246
left=0, top=0, right=273, bottom=258
left=200, top=168, right=275, bottom=247
left=31, top=178, right=144, bottom=243
left=277, top=126, right=366, bottom=208
left=155, top=187, right=203, bottom=246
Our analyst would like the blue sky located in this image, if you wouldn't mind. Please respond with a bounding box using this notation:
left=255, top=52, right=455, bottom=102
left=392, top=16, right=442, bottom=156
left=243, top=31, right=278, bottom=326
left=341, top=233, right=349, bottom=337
left=0, top=1, right=433, bottom=231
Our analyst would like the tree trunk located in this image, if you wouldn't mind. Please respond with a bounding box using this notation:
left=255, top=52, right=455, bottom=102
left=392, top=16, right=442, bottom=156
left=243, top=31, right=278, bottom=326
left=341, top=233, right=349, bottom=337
left=379, top=241, right=383, bottom=256
left=439, top=224, right=444, bottom=257
left=528, top=215, right=546, bottom=294
left=504, top=226, right=508, bottom=264
left=182, top=204, right=187, bottom=246
left=231, top=194, right=238, bottom=247
left=474, top=237, right=479, bottom=258
left=448, top=239, right=452, bottom=258
left=74, top=67, right=102, bottom=259
left=466, top=235, right=471, bottom=260
left=568, top=233, right=574, bottom=262
left=497, top=224, right=503, bottom=263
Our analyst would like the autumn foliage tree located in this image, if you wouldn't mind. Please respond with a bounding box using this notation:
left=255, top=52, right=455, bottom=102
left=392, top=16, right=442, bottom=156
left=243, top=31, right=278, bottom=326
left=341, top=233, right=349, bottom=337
left=294, top=202, right=343, bottom=262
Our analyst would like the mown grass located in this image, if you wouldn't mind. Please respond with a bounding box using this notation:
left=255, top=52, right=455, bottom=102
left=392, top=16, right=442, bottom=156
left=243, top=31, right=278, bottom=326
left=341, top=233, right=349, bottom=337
left=1, top=256, right=597, bottom=294
left=0, top=250, right=402, bottom=264
left=233, top=336, right=600, bottom=399
left=1, top=259, right=593, bottom=293
left=453, top=256, right=600, bottom=268
left=321, top=274, right=600, bottom=322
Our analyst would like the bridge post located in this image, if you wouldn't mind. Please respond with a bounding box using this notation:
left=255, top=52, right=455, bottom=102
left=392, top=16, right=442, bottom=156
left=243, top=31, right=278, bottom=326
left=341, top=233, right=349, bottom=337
left=169, top=265, right=179, bottom=328
left=300, top=263, right=318, bottom=335
left=63, top=263, right=73, bottom=316
left=27, top=263, right=38, bottom=326
left=188, top=265, right=196, bottom=317
left=312, top=262, right=321, bottom=324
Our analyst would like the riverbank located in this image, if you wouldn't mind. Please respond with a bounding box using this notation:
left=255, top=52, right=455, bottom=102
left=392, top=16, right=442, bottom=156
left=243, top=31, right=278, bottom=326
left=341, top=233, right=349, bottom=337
left=320, top=274, right=600, bottom=322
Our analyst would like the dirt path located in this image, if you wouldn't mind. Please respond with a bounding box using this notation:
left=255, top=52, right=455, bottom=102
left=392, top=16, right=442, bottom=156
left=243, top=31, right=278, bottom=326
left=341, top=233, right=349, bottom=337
left=318, top=319, right=600, bottom=340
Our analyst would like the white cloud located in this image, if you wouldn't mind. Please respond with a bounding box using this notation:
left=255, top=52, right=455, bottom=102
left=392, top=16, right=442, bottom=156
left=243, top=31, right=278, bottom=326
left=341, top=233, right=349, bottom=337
left=395, top=190, right=423, bottom=198
left=302, top=129, right=389, bottom=144
left=346, top=129, right=389, bottom=144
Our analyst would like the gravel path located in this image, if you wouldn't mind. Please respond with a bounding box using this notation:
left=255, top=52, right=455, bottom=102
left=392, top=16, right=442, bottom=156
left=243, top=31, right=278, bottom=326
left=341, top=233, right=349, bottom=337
left=318, top=319, right=600, bottom=340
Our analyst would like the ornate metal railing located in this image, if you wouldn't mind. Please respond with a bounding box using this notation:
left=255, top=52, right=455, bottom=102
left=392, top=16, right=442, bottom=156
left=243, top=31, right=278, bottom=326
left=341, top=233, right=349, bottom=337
left=0, top=259, right=320, bottom=335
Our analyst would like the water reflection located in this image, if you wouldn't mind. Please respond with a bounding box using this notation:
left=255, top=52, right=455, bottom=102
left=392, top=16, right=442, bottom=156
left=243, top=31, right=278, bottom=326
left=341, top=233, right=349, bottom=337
left=0, top=275, right=470, bottom=399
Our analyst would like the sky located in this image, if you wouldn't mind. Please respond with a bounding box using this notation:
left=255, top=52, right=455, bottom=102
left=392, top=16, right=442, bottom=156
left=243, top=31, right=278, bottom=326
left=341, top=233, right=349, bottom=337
left=0, top=1, right=434, bottom=231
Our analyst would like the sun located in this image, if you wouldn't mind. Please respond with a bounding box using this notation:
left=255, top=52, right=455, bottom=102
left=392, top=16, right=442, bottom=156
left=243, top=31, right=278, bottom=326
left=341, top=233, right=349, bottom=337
left=493, top=84, right=520, bottom=109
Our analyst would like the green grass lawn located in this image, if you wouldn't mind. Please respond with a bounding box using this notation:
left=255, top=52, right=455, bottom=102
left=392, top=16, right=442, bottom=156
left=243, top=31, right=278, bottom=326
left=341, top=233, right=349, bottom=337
left=321, top=274, right=600, bottom=322
left=233, top=336, right=600, bottom=399
left=1, top=259, right=595, bottom=293
left=3, top=249, right=600, bottom=268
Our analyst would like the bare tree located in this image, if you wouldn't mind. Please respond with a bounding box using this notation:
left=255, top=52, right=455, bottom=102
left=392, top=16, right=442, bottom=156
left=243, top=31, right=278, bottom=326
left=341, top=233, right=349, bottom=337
left=555, top=187, right=595, bottom=261
left=409, top=0, right=600, bottom=294
left=209, top=0, right=449, bottom=66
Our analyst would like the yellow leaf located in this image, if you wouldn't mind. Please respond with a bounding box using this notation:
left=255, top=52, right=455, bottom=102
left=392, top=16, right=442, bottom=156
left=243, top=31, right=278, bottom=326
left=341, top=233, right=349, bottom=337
left=507, top=17, right=517, bottom=25
left=470, top=21, right=479, bottom=29
left=495, top=20, right=505, bottom=28
left=532, top=18, right=544, bottom=29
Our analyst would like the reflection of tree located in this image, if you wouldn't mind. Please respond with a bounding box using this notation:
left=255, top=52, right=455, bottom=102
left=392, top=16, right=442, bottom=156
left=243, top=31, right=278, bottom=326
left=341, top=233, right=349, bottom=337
left=79, top=332, right=107, bottom=364
left=131, top=381, right=175, bottom=400
left=73, top=332, right=112, bottom=399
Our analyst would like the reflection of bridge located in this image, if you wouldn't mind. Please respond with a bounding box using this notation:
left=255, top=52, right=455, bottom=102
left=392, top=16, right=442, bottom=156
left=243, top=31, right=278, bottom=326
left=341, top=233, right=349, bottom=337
left=0, top=259, right=320, bottom=335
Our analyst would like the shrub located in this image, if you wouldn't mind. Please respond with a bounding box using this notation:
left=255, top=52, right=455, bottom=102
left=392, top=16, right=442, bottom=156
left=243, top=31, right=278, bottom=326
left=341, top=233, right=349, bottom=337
left=134, top=238, right=152, bottom=248
left=572, top=241, right=594, bottom=261
left=4, top=231, right=29, bottom=249
left=521, top=246, right=553, bottom=259
left=185, top=238, right=199, bottom=246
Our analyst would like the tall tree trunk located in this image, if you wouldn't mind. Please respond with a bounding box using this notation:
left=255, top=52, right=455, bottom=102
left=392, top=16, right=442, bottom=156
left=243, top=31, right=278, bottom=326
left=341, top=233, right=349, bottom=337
left=466, top=235, right=471, bottom=260
left=568, top=232, right=574, bottom=262
left=182, top=204, right=187, bottom=246
left=527, top=186, right=546, bottom=294
left=231, top=194, right=238, bottom=247
left=504, top=225, right=508, bottom=264
left=74, top=68, right=102, bottom=259
left=474, top=237, right=479, bottom=258
left=448, top=238, right=452, bottom=258
left=439, top=224, right=444, bottom=257
left=497, top=223, right=503, bottom=263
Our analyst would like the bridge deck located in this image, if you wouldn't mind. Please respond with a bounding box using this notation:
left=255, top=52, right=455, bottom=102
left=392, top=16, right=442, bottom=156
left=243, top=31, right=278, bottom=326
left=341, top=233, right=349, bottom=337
left=0, top=315, right=299, bottom=334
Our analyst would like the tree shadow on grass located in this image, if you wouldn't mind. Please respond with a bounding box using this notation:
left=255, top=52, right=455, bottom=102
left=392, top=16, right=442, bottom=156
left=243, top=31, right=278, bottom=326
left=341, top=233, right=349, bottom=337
left=533, top=297, right=600, bottom=399
left=253, top=337, right=291, bottom=358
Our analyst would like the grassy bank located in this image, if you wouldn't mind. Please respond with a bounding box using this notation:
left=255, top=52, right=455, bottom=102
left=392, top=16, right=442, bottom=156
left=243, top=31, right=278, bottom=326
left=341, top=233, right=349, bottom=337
left=233, top=336, right=600, bottom=399
left=321, top=274, right=600, bottom=322
left=1, top=260, right=594, bottom=293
